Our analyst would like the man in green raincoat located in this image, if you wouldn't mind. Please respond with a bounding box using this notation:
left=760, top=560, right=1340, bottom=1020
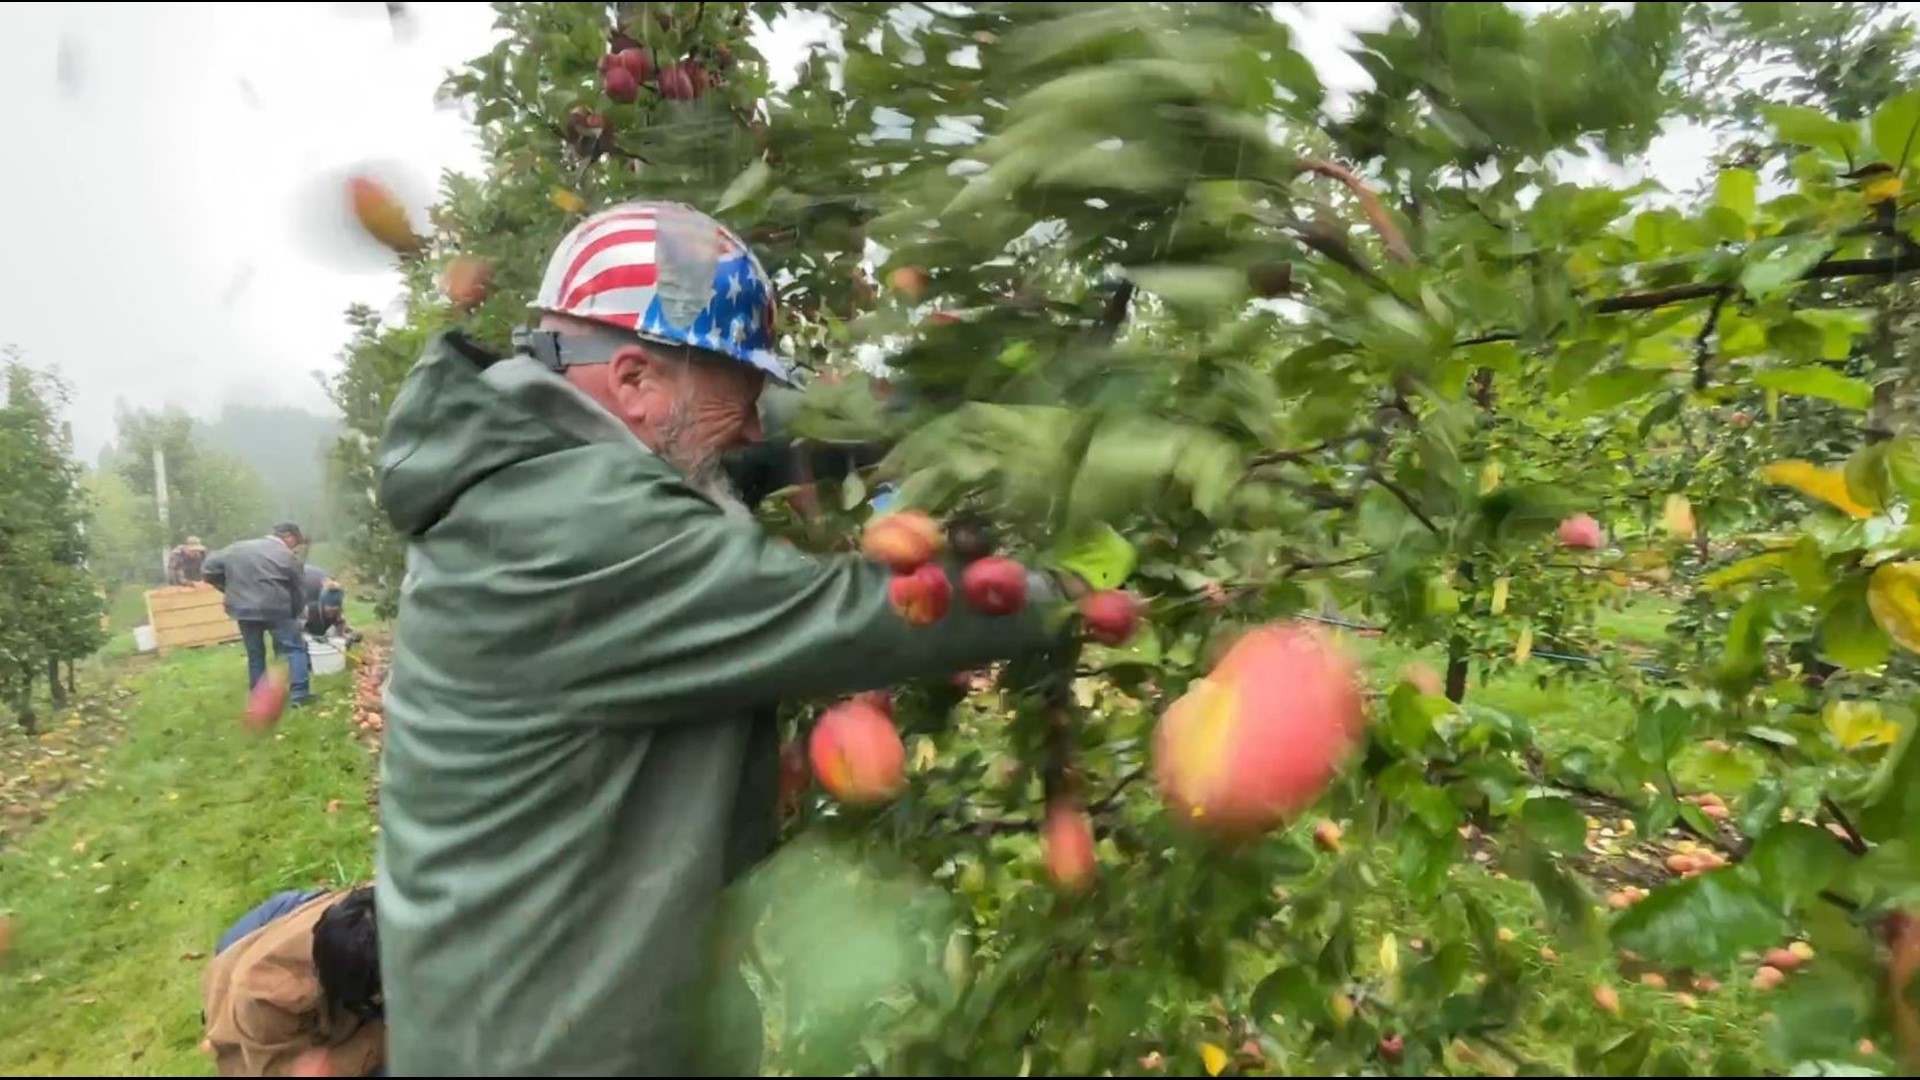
left=373, top=201, right=1078, bottom=1076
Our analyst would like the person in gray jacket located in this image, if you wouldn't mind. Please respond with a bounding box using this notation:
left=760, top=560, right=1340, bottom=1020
left=204, top=523, right=312, bottom=707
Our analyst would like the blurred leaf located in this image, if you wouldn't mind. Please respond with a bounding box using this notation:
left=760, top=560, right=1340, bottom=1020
left=1747, top=821, right=1852, bottom=911
left=1870, top=91, right=1920, bottom=167
left=1716, top=168, right=1758, bottom=222
left=715, top=159, right=773, bottom=214
left=1740, top=238, right=1830, bottom=300
left=1520, top=795, right=1586, bottom=855
left=1051, top=523, right=1136, bottom=590
left=1755, top=368, right=1873, bottom=411
left=1825, top=699, right=1899, bottom=751
left=1820, top=576, right=1892, bottom=670
left=1765, top=104, right=1862, bottom=160
left=1762, top=460, right=1875, bottom=519
left=1867, top=562, right=1920, bottom=654
left=1610, top=870, right=1787, bottom=969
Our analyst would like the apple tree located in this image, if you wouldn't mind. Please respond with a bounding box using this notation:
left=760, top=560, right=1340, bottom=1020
left=331, top=1, right=1920, bottom=1074
left=0, top=350, right=106, bottom=730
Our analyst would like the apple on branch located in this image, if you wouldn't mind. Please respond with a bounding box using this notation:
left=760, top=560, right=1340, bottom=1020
left=1153, top=622, right=1367, bottom=839
left=808, top=697, right=905, bottom=806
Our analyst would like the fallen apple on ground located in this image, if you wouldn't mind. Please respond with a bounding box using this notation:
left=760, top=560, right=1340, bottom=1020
left=889, top=265, right=929, bottom=299
left=1152, top=622, right=1367, bottom=838
left=808, top=698, right=906, bottom=805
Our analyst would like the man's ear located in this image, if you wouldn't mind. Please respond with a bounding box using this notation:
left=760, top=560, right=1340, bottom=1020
left=604, top=346, right=660, bottom=425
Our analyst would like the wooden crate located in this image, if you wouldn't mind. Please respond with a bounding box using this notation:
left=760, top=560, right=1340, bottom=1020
left=145, top=585, right=241, bottom=653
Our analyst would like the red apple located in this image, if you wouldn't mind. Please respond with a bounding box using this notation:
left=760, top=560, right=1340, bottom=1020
left=1312, top=819, right=1344, bottom=853
left=442, top=255, right=492, bottom=310
left=244, top=670, right=290, bottom=733
left=1080, top=590, right=1141, bottom=646
left=808, top=699, right=906, bottom=805
left=615, top=47, right=654, bottom=82
left=889, top=564, right=952, bottom=627
left=1378, top=1034, right=1404, bottom=1063
left=659, top=62, right=697, bottom=100
left=889, top=266, right=929, bottom=299
left=961, top=556, right=1027, bottom=616
left=1557, top=513, right=1604, bottom=550
left=345, top=174, right=422, bottom=255
left=1153, top=622, right=1367, bottom=838
left=861, top=511, right=944, bottom=572
left=1041, top=801, right=1097, bottom=891
left=604, top=65, right=639, bottom=103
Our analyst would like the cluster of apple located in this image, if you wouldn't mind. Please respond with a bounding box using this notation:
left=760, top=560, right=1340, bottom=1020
left=598, top=35, right=712, bottom=105
left=859, top=509, right=1144, bottom=645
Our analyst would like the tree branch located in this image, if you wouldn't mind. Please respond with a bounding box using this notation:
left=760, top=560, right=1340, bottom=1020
left=1821, top=795, right=1871, bottom=856
left=1691, top=291, right=1729, bottom=392
left=1454, top=251, right=1920, bottom=348
left=1300, top=158, right=1414, bottom=263
left=1372, top=474, right=1442, bottom=534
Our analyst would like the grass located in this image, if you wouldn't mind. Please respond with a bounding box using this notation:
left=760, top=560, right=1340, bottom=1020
left=0, top=644, right=373, bottom=1077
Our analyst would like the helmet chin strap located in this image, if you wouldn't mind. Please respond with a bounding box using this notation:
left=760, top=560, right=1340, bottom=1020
left=511, top=326, right=631, bottom=373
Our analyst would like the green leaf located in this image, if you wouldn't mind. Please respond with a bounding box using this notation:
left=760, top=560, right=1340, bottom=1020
left=1516, top=844, right=1597, bottom=946
left=1851, top=708, right=1920, bottom=844
left=839, top=470, right=867, bottom=513
left=1769, top=966, right=1875, bottom=1064
left=1050, top=523, right=1137, bottom=590
left=1739, top=237, right=1830, bottom=299
left=1570, top=369, right=1667, bottom=416
left=716, top=158, right=774, bottom=214
left=1249, top=964, right=1324, bottom=1024
left=1764, top=104, right=1863, bottom=161
left=1715, top=167, right=1758, bottom=223
left=1519, top=795, right=1586, bottom=854
left=1124, top=265, right=1248, bottom=313
left=1819, top=575, right=1892, bottom=670
left=1754, top=367, right=1873, bottom=411
left=1870, top=90, right=1920, bottom=168
left=1844, top=441, right=1893, bottom=511
left=1746, top=822, right=1852, bottom=911
left=1610, top=870, right=1788, bottom=969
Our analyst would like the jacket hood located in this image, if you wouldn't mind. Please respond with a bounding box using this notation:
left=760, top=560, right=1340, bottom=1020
left=376, top=332, right=645, bottom=538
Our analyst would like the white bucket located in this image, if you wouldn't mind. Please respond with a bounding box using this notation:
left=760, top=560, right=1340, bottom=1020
left=308, top=638, right=346, bottom=677
left=132, top=625, right=157, bottom=653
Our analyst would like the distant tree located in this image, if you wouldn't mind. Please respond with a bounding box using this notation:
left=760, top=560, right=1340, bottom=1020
left=107, top=406, right=273, bottom=555
left=0, top=347, right=105, bottom=729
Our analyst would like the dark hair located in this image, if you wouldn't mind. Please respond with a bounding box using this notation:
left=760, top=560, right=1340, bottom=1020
left=313, top=887, right=381, bottom=1022
left=272, top=522, right=304, bottom=541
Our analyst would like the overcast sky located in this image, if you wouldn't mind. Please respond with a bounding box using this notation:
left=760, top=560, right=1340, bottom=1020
left=0, top=2, right=1710, bottom=461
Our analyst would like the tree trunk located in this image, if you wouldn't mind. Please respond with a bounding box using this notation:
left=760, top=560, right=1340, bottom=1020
left=47, top=657, right=65, bottom=708
left=65, top=660, right=76, bottom=696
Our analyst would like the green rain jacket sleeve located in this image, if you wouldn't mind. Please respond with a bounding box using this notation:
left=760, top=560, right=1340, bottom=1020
left=440, top=442, right=1067, bottom=727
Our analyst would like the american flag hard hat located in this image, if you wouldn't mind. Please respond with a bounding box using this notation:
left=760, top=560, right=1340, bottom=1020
left=531, top=200, right=788, bottom=383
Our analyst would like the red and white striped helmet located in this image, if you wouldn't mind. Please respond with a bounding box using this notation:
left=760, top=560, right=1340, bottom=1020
left=531, top=200, right=788, bottom=383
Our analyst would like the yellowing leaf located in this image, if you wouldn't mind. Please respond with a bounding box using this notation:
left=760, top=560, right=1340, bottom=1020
left=1378, top=933, right=1400, bottom=976
left=1330, top=993, right=1355, bottom=1027
left=1200, top=1042, right=1229, bottom=1077
left=912, top=736, right=937, bottom=772
left=1513, top=625, right=1534, bottom=664
left=1868, top=562, right=1920, bottom=654
left=1663, top=494, right=1697, bottom=539
left=551, top=187, right=586, bottom=213
left=1762, top=460, right=1875, bottom=519
left=1479, top=459, right=1504, bottom=494
left=1824, top=700, right=1899, bottom=751
left=1864, top=175, right=1904, bottom=204
left=1491, top=577, right=1511, bottom=616
left=1702, top=552, right=1788, bottom=591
